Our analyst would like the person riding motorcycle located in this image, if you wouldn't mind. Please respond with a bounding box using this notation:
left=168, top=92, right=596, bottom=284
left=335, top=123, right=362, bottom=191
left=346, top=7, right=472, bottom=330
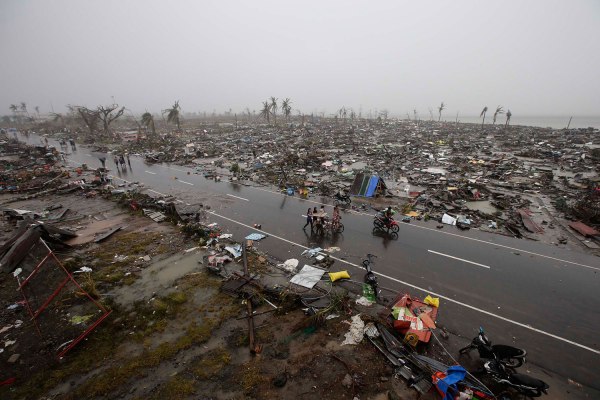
left=383, top=206, right=395, bottom=227
left=335, top=190, right=348, bottom=201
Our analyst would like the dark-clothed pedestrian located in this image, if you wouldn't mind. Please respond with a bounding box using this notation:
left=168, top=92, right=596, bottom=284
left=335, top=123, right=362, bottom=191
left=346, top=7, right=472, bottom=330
left=303, top=208, right=313, bottom=230
left=126, top=153, right=131, bottom=167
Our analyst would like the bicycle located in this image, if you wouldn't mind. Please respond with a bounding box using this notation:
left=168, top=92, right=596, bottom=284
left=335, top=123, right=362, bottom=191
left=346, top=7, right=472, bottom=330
left=315, top=218, right=344, bottom=235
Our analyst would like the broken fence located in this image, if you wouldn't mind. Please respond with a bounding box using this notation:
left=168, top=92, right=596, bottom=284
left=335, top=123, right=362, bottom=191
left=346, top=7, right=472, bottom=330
left=15, top=238, right=111, bottom=358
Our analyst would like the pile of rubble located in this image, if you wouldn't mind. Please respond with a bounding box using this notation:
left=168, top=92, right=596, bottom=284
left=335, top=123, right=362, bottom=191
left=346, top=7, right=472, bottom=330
left=8, top=116, right=600, bottom=247
left=103, top=118, right=598, bottom=246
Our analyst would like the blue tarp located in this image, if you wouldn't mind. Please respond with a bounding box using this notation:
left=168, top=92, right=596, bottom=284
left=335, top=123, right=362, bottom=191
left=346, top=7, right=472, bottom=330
left=365, top=176, right=379, bottom=197
left=435, top=365, right=467, bottom=400
left=350, top=173, right=387, bottom=197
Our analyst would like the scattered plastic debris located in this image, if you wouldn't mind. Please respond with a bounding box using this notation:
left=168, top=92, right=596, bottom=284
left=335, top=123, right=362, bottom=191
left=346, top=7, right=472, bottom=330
left=356, top=296, right=374, bottom=307
left=245, top=233, right=267, bottom=241
left=289, top=265, right=326, bottom=289
left=341, top=314, right=365, bottom=345
left=279, top=258, right=299, bottom=272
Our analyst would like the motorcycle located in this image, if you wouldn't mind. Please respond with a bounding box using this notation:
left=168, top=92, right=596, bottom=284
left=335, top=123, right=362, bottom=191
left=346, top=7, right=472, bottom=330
left=459, top=327, right=527, bottom=368
left=334, top=192, right=351, bottom=206
left=483, top=360, right=549, bottom=397
left=373, top=212, right=400, bottom=232
left=362, top=254, right=379, bottom=299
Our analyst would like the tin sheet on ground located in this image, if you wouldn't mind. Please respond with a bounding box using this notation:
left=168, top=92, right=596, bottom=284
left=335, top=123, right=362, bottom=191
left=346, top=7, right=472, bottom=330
left=289, top=265, right=325, bottom=289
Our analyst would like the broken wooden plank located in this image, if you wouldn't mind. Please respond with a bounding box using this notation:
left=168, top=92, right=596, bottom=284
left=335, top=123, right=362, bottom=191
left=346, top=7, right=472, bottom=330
left=0, top=228, right=41, bottom=273
left=143, top=209, right=167, bottom=222
left=94, top=226, right=122, bottom=243
left=51, top=207, right=70, bottom=221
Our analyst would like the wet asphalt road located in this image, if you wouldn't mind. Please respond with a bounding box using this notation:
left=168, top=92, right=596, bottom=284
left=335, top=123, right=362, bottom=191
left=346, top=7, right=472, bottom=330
left=21, top=137, right=600, bottom=390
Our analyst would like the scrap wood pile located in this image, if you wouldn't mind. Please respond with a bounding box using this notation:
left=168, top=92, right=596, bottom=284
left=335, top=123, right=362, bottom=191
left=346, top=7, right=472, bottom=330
left=0, top=140, right=67, bottom=193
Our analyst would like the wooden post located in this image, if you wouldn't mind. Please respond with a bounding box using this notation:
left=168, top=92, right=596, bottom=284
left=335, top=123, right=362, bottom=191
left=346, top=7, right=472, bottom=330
left=246, top=298, right=255, bottom=352
left=242, top=240, right=248, bottom=277
left=242, top=242, right=257, bottom=353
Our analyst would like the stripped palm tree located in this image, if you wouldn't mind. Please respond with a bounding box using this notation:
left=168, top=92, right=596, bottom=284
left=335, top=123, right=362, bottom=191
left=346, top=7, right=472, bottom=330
left=281, top=98, right=292, bottom=122
left=505, top=109, right=512, bottom=128
left=20, top=102, right=28, bottom=117
left=141, top=112, right=156, bottom=135
left=269, top=96, right=278, bottom=125
left=480, top=106, right=488, bottom=128
left=163, top=101, right=181, bottom=130
left=9, top=104, right=19, bottom=125
left=338, top=106, right=347, bottom=124
left=259, top=100, right=270, bottom=124
left=492, top=106, right=504, bottom=125
left=9, top=104, right=17, bottom=119
left=49, top=112, right=65, bottom=129
left=438, top=102, right=445, bottom=121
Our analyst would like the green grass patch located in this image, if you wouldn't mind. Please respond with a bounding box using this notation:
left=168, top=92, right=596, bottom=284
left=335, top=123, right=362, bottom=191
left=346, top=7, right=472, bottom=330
left=191, top=347, right=231, bottom=380
left=71, top=318, right=221, bottom=398
left=122, top=274, right=137, bottom=286
left=148, top=375, right=196, bottom=400
left=179, top=271, right=221, bottom=290
left=239, top=361, right=265, bottom=394
left=167, top=291, right=187, bottom=304
left=88, top=231, right=163, bottom=269
left=101, top=271, right=125, bottom=283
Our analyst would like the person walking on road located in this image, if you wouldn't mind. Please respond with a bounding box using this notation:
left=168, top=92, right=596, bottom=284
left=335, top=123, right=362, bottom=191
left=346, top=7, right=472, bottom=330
left=126, top=153, right=131, bottom=167
left=303, top=208, right=313, bottom=230
left=332, top=205, right=341, bottom=230
left=114, top=156, right=119, bottom=169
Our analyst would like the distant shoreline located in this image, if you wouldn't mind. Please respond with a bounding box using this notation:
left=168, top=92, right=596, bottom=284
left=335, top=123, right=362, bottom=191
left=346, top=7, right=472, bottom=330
left=423, top=115, right=600, bottom=130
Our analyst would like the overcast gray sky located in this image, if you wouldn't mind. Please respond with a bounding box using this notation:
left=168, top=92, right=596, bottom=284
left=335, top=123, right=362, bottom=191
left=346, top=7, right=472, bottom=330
left=1, top=0, right=599, bottom=117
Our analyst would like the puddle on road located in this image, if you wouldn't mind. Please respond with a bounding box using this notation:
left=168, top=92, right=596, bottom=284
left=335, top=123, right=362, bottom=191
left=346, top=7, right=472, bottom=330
left=111, top=250, right=203, bottom=305
left=465, top=200, right=498, bottom=215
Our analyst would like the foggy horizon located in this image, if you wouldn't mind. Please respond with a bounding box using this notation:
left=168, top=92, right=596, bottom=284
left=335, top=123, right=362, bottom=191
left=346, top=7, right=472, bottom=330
left=1, top=0, right=599, bottom=118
